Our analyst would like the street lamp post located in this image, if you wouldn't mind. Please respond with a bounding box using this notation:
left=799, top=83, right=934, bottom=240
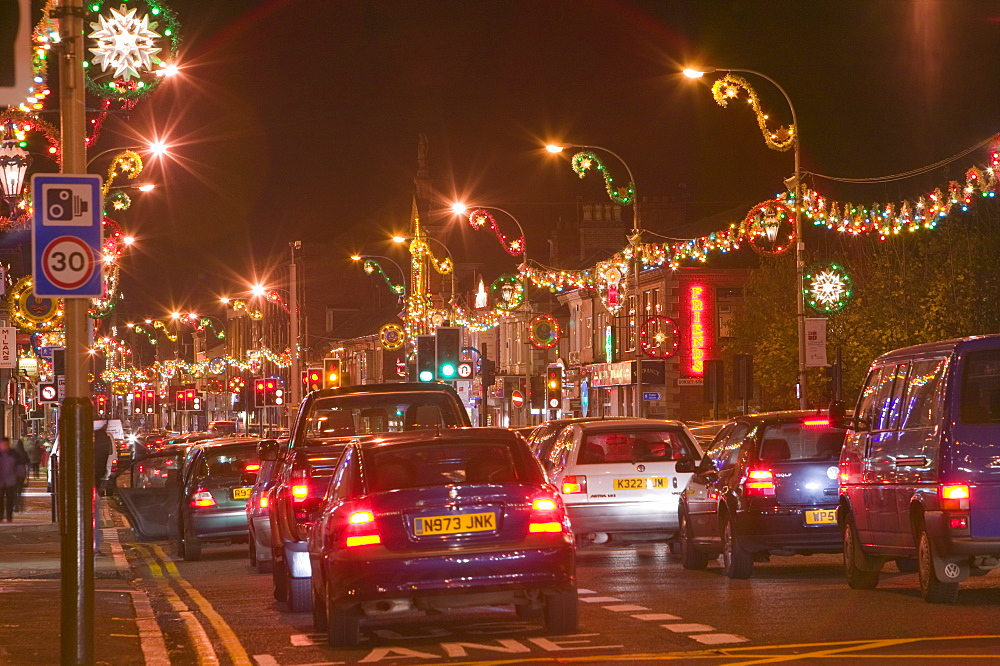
left=546, top=143, right=646, bottom=419
left=684, top=67, right=808, bottom=408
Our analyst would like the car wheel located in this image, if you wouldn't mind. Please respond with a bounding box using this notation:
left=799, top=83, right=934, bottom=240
left=679, top=510, right=710, bottom=570
left=287, top=574, right=313, bottom=612
left=918, top=526, right=959, bottom=603
left=722, top=516, right=753, bottom=579
left=543, top=588, right=578, bottom=634
left=843, top=514, right=880, bottom=590
left=272, top=555, right=287, bottom=602
left=182, top=520, right=202, bottom=562
left=894, top=557, right=918, bottom=573
left=326, top=580, right=360, bottom=647
left=312, top=582, right=328, bottom=632
left=248, top=535, right=257, bottom=567
left=255, top=550, right=273, bottom=574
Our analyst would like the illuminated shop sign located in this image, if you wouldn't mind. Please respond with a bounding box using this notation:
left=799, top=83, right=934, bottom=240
left=686, top=283, right=714, bottom=375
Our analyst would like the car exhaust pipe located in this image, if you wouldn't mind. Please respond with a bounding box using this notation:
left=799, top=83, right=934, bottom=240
left=363, top=599, right=414, bottom=616
left=588, top=532, right=610, bottom=544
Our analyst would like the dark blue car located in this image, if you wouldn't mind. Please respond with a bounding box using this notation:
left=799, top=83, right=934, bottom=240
left=307, top=428, right=577, bottom=646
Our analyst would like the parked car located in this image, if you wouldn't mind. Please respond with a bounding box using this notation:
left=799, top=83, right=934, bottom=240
left=247, top=439, right=284, bottom=573
left=677, top=410, right=848, bottom=578
left=543, top=418, right=701, bottom=547
left=175, top=437, right=261, bottom=561
left=268, top=382, right=472, bottom=612
left=307, top=427, right=576, bottom=646
left=840, top=335, right=1000, bottom=603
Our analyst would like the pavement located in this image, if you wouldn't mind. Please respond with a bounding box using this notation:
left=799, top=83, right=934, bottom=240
left=0, top=474, right=158, bottom=665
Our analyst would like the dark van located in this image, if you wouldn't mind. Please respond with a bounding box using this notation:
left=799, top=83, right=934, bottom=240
left=839, top=335, right=1000, bottom=603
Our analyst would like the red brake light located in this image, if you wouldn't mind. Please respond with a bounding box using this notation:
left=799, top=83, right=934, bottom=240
left=529, top=495, right=566, bottom=534
left=802, top=419, right=830, bottom=426
left=346, top=534, right=382, bottom=547
left=190, top=487, right=216, bottom=508
left=745, top=469, right=776, bottom=496
left=345, top=508, right=380, bottom=547
left=532, top=498, right=558, bottom=512
left=259, top=496, right=268, bottom=508
left=561, top=475, right=586, bottom=494
left=245, top=463, right=261, bottom=472
left=348, top=510, right=375, bottom=525
left=291, top=484, right=309, bottom=501
left=949, top=516, right=969, bottom=529
left=941, top=484, right=970, bottom=500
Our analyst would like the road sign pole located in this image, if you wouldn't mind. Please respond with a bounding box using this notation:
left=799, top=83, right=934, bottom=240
left=57, top=0, right=95, bottom=662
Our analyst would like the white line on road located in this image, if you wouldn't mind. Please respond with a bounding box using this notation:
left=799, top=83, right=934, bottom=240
left=690, top=633, right=749, bottom=644
left=662, top=623, right=715, bottom=633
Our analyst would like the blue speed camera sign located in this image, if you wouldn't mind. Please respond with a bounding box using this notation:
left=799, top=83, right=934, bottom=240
left=32, top=174, right=103, bottom=297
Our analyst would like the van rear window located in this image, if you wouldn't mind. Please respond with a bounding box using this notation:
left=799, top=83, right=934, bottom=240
left=758, top=424, right=846, bottom=461
left=961, top=350, right=1000, bottom=423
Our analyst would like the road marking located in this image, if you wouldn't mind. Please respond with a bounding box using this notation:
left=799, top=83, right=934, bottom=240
left=602, top=604, right=649, bottom=612
left=690, top=633, right=749, bottom=644
left=579, top=596, right=622, bottom=603
left=577, top=588, right=596, bottom=594
left=662, top=623, right=715, bottom=633
left=632, top=613, right=681, bottom=621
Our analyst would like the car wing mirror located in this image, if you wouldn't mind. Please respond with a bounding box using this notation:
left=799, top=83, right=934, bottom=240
left=258, top=439, right=280, bottom=461
left=675, top=458, right=697, bottom=474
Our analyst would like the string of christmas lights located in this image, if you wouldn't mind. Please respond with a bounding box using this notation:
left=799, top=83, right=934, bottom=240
left=364, top=259, right=405, bottom=295
left=571, top=151, right=636, bottom=206
left=467, top=209, right=525, bottom=256
left=711, top=73, right=795, bottom=152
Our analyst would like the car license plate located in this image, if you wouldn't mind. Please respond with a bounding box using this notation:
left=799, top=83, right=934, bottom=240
left=231, top=487, right=252, bottom=500
left=413, top=512, right=497, bottom=536
left=804, top=509, right=837, bottom=525
left=613, top=477, right=669, bottom=490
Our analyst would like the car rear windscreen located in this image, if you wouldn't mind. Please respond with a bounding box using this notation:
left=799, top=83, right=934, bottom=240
left=758, top=424, right=846, bottom=461
left=578, top=429, right=695, bottom=464
left=304, top=392, right=466, bottom=438
left=961, top=349, right=1000, bottom=424
left=364, top=442, right=537, bottom=491
left=204, top=445, right=259, bottom=477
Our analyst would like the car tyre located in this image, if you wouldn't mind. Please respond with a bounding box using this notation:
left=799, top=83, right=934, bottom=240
left=894, top=557, right=918, bottom=573
left=272, top=553, right=287, bottom=602
left=843, top=514, right=880, bottom=590
left=248, top=536, right=257, bottom=568
left=918, top=526, right=959, bottom=604
left=326, top=581, right=361, bottom=647
left=288, top=574, right=313, bottom=612
left=182, top=520, right=202, bottom=562
left=312, top=583, right=328, bottom=632
left=722, top=516, right=753, bottom=579
left=173, top=520, right=185, bottom=560
left=255, top=551, right=273, bottom=574
left=543, top=588, right=578, bottom=634
left=679, top=510, right=710, bottom=570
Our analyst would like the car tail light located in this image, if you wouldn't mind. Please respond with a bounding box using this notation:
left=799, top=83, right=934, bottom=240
left=949, top=516, right=969, bottom=529
left=940, top=484, right=971, bottom=510
left=245, top=463, right=261, bottom=472
left=137, top=464, right=144, bottom=474
left=802, top=418, right=830, bottom=426
left=291, top=484, right=309, bottom=501
left=561, top=475, right=587, bottom=494
left=259, top=496, right=268, bottom=508
left=190, top=487, right=216, bottom=508
left=532, top=498, right=558, bottom=512
left=745, top=469, right=776, bottom=496
left=528, top=494, right=566, bottom=534
left=345, top=509, right=381, bottom=547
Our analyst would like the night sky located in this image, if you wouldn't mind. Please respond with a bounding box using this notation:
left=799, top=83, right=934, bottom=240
left=98, top=0, right=1000, bottom=320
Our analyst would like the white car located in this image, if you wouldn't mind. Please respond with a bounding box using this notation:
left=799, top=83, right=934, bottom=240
left=542, top=418, right=702, bottom=547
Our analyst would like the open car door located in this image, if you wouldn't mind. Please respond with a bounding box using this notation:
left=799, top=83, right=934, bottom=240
left=113, top=451, right=181, bottom=541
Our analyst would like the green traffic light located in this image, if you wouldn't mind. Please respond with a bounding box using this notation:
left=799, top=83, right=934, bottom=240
left=441, top=363, right=456, bottom=377
left=418, top=370, right=434, bottom=382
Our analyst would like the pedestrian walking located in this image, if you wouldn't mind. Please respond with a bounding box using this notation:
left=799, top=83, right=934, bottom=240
left=12, top=439, right=28, bottom=512
left=94, top=421, right=113, bottom=497
left=0, top=438, right=19, bottom=522
left=29, top=438, right=44, bottom=478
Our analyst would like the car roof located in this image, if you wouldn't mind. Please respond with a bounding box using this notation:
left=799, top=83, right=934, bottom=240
left=874, top=334, right=1000, bottom=362
left=357, top=427, right=521, bottom=451
left=573, top=418, right=687, bottom=431
left=189, top=436, right=261, bottom=451
left=309, top=382, right=462, bottom=400
left=535, top=416, right=631, bottom=429
left=734, top=410, right=843, bottom=424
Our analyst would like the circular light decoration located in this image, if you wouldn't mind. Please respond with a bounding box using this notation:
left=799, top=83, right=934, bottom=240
left=8, top=276, right=63, bottom=331
left=490, top=274, right=524, bottom=311
left=379, top=323, right=405, bottom=350
left=207, top=357, right=227, bottom=375
left=228, top=376, right=245, bottom=394
left=529, top=314, right=560, bottom=349
left=111, top=381, right=130, bottom=396
left=206, top=378, right=225, bottom=395
left=639, top=316, right=680, bottom=359
left=804, top=262, right=853, bottom=313
left=744, top=200, right=795, bottom=256
left=85, top=0, right=181, bottom=100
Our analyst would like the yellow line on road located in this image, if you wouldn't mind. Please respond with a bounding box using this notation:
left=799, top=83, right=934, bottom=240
left=149, top=542, right=254, bottom=666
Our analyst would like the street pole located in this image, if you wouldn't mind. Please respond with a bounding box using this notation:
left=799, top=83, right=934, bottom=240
left=58, top=0, right=95, bottom=662
left=288, top=241, right=301, bottom=429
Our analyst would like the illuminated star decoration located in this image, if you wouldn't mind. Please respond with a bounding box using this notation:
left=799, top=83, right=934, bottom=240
left=804, top=262, right=853, bottom=313
left=88, top=4, right=162, bottom=81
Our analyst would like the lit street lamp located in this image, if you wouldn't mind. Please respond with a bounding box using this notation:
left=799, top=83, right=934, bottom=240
left=684, top=66, right=808, bottom=408
left=0, top=140, right=31, bottom=212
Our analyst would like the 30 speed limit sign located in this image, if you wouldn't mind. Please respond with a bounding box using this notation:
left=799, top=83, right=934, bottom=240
left=31, top=174, right=104, bottom=298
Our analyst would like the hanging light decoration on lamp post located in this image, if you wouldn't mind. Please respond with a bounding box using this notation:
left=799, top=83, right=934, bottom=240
left=0, top=140, right=32, bottom=216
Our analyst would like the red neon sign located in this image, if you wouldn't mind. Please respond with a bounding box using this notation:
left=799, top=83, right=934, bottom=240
left=687, top=283, right=714, bottom=375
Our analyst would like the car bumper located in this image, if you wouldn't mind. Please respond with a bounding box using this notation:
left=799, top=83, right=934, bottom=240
left=322, top=542, right=575, bottom=609
left=190, top=509, right=249, bottom=541
left=565, top=501, right=680, bottom=534
left=251, top=515, right=272, bottom=560
left=735, top=510, right=842, bottom=552
left=925, top=511, right=1000, bottom=557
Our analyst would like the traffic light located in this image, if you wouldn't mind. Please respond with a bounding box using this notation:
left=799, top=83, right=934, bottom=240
left=191, top=391, right=203, bottom=411
left=133, top=389, right=143, bottom=414
left=415, top=335, right=436, bottom=382
left=435, top=327, right=461, bottom=380
left=254, top=378, right=267, bottom=407
left=95, top=394, right=107, bottom=416
left=264, top=378, right=284, bottom=406
left=480, top=358, right=497, bottom=387
left=175, top=390, right=185, bottom=411
left=545, top=365, right=563, bottom=409
left=184, top=389, right=197, bottom=410
left=144, top=389, right=157, bottom=414
left=323, top=359, right=341, bottom=389
left=305, top=368, right=323, bottom=393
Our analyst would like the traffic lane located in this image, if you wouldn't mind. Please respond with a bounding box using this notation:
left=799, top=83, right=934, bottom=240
left=579, top=543, right=1000, bottom=649
left=172, top=543, right=735, bottom=664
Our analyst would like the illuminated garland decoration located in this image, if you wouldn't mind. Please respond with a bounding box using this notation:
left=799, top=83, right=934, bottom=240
left=803, top=262, right=853, bottom=313
left=265, top=289, right=290, bottom=312
left=8, top=277, right=63, bottom=331
left=198, top=318, right=225, bottom=339
left=84, top=0, right=181, bottom=100
left=405, top=209, right=452, bottom=339
left=596, top=260, right=628, bottom=315
left=100, top=347, right=294, bottom=384
left=467, top=209, right=525, bottom=256
left=230, top=299, right=263, bottom=319
left=364, top=260, right=405, bottom=295
left=521, top=265, right=594, bottom=292
left=0, top=111, right=61, bottom=229
left=130, top=323, right=157, bottom=345
left=379, top=323, right=405, bottom=350
left=490, top=274, right=524, bottom=311
left=571, top=151, right=635, bottom=206
left=100, top=150, right=143, bottom=201
left=450, top=304, right=508, bottom=333
left=639, top=316, right=680, bottom=359
left=19, top=2, right=59, bottom=113
left=529, top=314, right=560, bottom=349
left=712, top=73, right=795, bottom=152
left=744, top=200, right=795, bottom=256
left=151, top=319, right=177, bottom=342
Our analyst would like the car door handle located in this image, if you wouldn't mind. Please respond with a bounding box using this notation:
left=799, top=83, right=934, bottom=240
left=892, top=456, right=928, bottom=467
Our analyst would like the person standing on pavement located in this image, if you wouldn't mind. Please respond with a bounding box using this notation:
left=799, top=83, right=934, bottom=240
left=29, top=438, right=44, bottom=478
left=93, top=421, right=113, bottom=497
left=0, top=438, right=19, bottom=522
left=12, top=439, right=29, bottom=512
